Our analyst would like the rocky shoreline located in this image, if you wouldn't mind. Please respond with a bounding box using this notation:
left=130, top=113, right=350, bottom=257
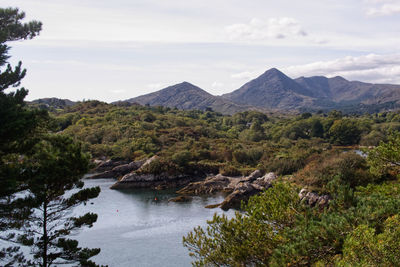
left=89, top=158, right=331, bottom=210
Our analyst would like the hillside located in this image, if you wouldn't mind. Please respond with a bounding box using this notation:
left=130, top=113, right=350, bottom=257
left=222, top=68, right=315, bottom=110
left=223, top=68, right=400, bottom=112
left=122, top=82, right=252, bottom=114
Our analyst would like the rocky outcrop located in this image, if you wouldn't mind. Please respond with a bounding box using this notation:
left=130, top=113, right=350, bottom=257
left=219, top=182, right=265, bottom=210
left=178, top=171, right=277, bottom=210
left=110, top=173, right=204, bottom=190
left=89, top=159, right=147, bottom=179
left=176, top=174, right=233, bottom=195
left=92, top=159, right=130, bottom=173
left=298, top=188, right=331, bottom=208
left=110, top=156, right=205, bottom=189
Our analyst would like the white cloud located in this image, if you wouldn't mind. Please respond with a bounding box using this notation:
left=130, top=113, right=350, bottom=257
left=225, top=17, right=308, bottom=42
left=365, top=0, right=400, bottom=16
left=283, top=54, right=400, bottom=84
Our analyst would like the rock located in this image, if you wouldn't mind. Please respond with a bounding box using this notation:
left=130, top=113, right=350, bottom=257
left=254, top=172, right=277, bottom=187
left=298, top=188, right=308, bottom=200
left=89, top=159, right=147, bottom=179
left=137, top=155, right=159, bottom=171
left=317, top=195, right=331, bottom=208
left=177, top=174, right=231, bottom=195
left=241, top=170, right=262, bottom=182
left=168, top=195, right=192, bottom=202
left=92, top=159, right=130, bottom=173
left=305, top=192, right=320, bottom=206
left=299, top=188, right=331, bottom=208
left=90, top=170, right=116, bottom=179
left=112, top=160, right=145, bottom=173
left=110, top=172, right=204, bottom=190
left=220, top=182, right=264, bottom=211
left=176, top=171, right=278, bottom=211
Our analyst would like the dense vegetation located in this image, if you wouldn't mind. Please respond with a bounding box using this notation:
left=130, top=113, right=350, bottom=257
left=48, top=101, right=400, bottom=266
left=53, top=101, right=399, bottom=179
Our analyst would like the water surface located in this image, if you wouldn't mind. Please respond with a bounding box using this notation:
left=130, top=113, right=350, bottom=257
left=75, top=179, right=234, bottom=267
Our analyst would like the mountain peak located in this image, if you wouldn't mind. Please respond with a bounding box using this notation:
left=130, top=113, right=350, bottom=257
left=178, top=81, right=194, bottom=86
left=262, top=67, right=285, bottom=77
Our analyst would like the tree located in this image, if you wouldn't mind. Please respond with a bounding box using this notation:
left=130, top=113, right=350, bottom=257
left=328, top=119, right=361, bottom=145
left=0, top=8, right=102, bottom=266
left=336, top=215, right=400, bottom=266
left=0, top=7, right=45, bottom=265
left=367, top=131, right=400, bottom=176
left=183, top=183, right=301, bottom=266
left=14, top=135, right=101, bottom=266
left=0, top=7, right=44, bottom=199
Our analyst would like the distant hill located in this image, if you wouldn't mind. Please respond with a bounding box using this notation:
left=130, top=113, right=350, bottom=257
left=222, top=68, right=400, bottom=112
left=222, top=68, right=314, bottom=110
left=30, top=98, right=76, bottom=110
left=33, top=69, right=400, bottom=115
left=121, top=82, right=253, bottom=114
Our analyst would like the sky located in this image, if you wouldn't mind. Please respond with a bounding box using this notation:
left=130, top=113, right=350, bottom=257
left=3, top=0, right=400, bottom=102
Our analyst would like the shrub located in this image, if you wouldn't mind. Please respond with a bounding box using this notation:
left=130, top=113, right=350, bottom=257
left=219, top=165, right=241, bottom=176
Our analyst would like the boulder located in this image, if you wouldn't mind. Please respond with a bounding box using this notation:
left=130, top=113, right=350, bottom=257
left=177, top=174, right=231, bottom=195
left=253, top=172, right=277, bottom=187
left=240, top=170, right=262, bottom=182
left=299, top=188, right=331, bottom=208
left=219, top=182, right=264, bottom=211
left=305, top=192, right=320, bottom=206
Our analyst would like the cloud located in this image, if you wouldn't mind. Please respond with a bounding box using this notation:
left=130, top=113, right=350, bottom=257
left=365, top=0, right=400, bottom=16
left=225, top=17, right=308, bottom=42
left=283, top=54, right=400, bottom=84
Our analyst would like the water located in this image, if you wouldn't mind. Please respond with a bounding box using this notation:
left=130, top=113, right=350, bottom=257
left=73, top=179, right=234, bottom=267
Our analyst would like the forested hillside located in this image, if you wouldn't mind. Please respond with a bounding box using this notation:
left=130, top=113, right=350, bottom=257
left=51, top=101, right=400, bottom=265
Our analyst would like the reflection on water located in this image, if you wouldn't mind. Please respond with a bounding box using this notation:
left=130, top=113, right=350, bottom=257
left=74, top=179, right=233, bottom=267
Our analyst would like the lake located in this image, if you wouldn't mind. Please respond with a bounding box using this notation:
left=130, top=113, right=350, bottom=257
left=74, top=178, right=234, bottom=267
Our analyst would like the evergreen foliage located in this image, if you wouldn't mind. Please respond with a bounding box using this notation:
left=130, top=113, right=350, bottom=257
left=0, top=7, right=102, bottom=266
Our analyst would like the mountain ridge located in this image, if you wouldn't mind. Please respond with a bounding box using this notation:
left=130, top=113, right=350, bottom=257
left=33, top=68, right=400, bottom=114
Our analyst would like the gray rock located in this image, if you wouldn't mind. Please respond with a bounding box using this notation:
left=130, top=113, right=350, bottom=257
left=89, top=158, right=147, bottom=179
left=299, top=188, right=331, bottom=208
left=254, top=172, right=277, bottom=187
left=92, top=159, right=130, bottom=173
left=298, top=188, right=308, bottom=200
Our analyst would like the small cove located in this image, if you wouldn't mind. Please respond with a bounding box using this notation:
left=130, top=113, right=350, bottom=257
left=74, top=178, right=234, bottom=267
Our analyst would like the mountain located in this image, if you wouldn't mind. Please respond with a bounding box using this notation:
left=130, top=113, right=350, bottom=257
left=122, top=82, right=252, bottom=114
left=222, top=68, right=314, bottom=110
left=223, top=68, right=400, bottom=112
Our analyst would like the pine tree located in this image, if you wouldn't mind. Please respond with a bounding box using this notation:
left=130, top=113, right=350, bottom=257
left=0, top=8, right=103, bottom=266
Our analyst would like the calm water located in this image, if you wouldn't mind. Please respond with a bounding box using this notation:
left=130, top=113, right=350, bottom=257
left=73, top=179, right=234, bottom=267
